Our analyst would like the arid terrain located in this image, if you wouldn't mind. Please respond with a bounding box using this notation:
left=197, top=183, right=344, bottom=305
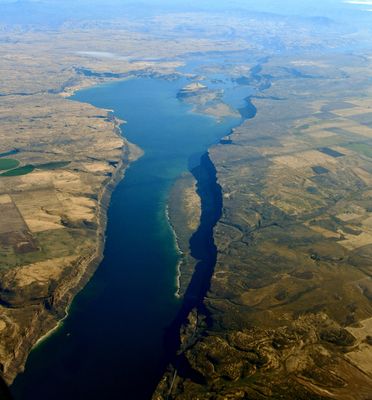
left=154, top=53, right=372, bottom=399
left=1, top=3, right=372, bottom=399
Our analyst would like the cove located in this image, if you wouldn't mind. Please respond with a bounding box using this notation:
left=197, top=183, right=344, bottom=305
left=11, top=77, right=239, bottom=400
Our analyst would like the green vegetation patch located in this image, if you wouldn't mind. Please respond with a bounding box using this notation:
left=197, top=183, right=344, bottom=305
left=0, top=165, right=34, bottom=177
left=0, top=158, right=20, bottom=170
left=35, top=161, right=70, bottom=170
left=345, top=143, right=372, bottom=158
left=0, top=160, right=70, bottom=177
left=0, top=228, right=95, bottom=269
left=0, top=149, right=19, bottom=158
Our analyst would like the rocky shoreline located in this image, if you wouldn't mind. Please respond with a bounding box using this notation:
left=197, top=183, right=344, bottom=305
left=167, top=172, right=202, bottom=298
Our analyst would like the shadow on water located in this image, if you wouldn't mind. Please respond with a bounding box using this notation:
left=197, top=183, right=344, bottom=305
left=161, top=60, right=272, bottom=380
left=164, top=152, right=222, bottom=370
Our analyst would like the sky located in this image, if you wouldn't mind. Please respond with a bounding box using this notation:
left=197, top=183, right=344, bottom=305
left=0, top=0, right=367, bottom=12
left=0, top=0, right=370, bottom=27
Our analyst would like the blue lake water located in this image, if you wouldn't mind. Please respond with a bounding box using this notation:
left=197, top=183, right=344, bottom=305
left=11, top=77, right=239, bottom=399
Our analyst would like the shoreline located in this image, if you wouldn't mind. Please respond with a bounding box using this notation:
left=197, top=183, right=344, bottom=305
left=165, top=204, right=183, bottom=299
left=8, top=70, right=179, bottom=385
left=9, top=100, right=143, bottom=384
left=34, top=116, right=142, bottom=345
left=152, top=62, right=274, bottom=398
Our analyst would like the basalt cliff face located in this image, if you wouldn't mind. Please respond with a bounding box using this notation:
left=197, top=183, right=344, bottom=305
left=154, top=53, right=372, bottom=399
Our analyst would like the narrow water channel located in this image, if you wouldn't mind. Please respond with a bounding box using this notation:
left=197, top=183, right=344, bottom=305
left=11, top=77, right=239, bottom=399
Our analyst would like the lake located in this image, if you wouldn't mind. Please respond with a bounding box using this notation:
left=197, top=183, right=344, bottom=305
left=11, top=76, right=240, bottom=399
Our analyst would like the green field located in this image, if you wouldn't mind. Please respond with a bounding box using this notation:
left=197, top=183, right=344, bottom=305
left=0, top=149, right=19, bottom=158
left=0, top=160, right=70, bottom=177
left=0, top=228, right=94, bottom=269
left=0, top=165, right=34, bottom=177
left=0, top=158, right=20, bottom=170
left=35, top=161, right=70, bottom=170
left=345, top=143, right=372, bottom=158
